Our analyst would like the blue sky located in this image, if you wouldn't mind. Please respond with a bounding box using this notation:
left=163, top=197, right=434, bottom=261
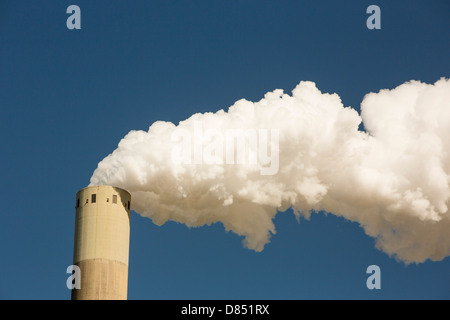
left=1, top=0, right=449, bottom=299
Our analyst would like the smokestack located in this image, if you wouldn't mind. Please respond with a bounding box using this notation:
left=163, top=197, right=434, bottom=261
left=71, top=185, right=131, bottom=300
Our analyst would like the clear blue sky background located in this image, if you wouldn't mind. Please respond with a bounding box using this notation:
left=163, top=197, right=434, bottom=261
left=1, top=0, right=449, bottom=300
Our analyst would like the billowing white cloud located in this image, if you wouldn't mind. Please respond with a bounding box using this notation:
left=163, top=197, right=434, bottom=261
left=90, top=78, right=450, bottom=264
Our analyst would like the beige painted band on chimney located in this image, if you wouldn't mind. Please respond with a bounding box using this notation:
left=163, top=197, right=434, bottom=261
left=71, top=259, right=128, bottom=300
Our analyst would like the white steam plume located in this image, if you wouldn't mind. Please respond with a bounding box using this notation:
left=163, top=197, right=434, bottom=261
left=90, top=78, right=450, bottom=264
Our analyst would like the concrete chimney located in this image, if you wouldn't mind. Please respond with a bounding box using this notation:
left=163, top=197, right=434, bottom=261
left=71, top=185, right=131, bottom=300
